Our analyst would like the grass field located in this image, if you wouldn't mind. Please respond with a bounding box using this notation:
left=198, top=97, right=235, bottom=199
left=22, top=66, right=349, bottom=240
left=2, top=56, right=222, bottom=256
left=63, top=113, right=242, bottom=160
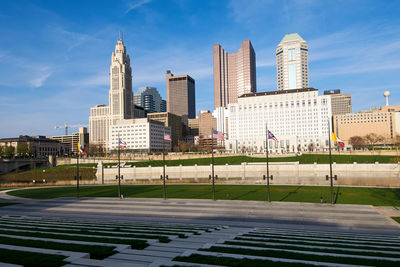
left=392, top=217, right=400, bottom=224
left=0, top=165, right=96, bottom=183
left=6, top=185, right=400, bottom=206
left=0, top=203, right=19, bottom=207
left=0, top=248, right=67, bottom=267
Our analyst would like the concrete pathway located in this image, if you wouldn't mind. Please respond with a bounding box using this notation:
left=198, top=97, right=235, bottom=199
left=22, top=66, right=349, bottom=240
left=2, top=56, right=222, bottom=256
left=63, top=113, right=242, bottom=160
left=1, top=196, right=399, bottom=234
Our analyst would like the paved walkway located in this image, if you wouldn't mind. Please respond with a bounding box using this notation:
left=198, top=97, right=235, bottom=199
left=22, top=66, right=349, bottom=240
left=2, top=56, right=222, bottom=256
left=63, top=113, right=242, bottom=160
left=1, top=195, right=399, bottom=234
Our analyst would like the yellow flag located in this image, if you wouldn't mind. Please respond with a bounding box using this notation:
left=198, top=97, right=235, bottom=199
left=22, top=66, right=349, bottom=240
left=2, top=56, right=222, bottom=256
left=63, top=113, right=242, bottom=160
left=331, top=132, right=338, bottom=142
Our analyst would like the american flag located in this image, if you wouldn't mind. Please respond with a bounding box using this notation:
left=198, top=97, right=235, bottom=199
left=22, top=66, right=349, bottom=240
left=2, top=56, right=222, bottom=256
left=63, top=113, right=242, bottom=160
left=119, top=138, right=127, bottom=148
left=212, top=130, right=224, bottom=141
left=164, top=133, right=171, bottom=141
left=268, top=130, right=278, bottom=142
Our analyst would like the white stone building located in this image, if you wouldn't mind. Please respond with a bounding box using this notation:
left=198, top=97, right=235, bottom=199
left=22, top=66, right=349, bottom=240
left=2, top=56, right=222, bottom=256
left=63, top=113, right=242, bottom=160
left=276, top=33, right=309, bottom=91
left=89, top=105, right=110, bottom=147
left=212, top=107, right=229, bottom=138
left=226, top=88, right=332, bottom=153
left=108, top=118, right=171, bottom=152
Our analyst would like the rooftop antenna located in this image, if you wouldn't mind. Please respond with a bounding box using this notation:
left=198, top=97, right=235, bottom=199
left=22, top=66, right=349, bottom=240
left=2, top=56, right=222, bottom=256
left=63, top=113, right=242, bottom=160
left=119, top=31, right=123, bottom=41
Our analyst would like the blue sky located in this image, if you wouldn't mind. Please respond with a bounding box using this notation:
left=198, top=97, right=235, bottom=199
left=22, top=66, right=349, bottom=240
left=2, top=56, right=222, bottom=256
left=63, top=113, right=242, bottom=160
left=1, top=0, right=399, bottom=138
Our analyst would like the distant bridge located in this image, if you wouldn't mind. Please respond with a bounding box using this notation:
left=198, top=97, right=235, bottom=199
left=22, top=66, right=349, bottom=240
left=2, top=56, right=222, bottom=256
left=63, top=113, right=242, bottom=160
left=0, top=158, right=51, bottom=175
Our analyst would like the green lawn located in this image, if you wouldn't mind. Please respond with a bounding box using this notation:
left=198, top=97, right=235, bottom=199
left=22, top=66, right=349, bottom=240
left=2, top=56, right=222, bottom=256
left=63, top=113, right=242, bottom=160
left=0, top=202, right=19, bottom=207
left=392, top=217, right=400, bottom=224
left=0, top=187, right=14, bottom=191
left=0, top=165, right=96, bottom=182
left=7, top=185, right=400, bottom=206
left=0, top=248, right=67, bottom=267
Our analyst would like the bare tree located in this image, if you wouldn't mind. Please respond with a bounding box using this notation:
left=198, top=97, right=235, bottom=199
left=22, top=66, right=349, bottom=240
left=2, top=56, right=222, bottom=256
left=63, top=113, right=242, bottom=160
left=349, top=136, right=366, bottom=150
left=178, top=141, right=190, bottom=153
left=307, top=142, right=315, bottom=152
left=365, top=133, right=379, bottom=150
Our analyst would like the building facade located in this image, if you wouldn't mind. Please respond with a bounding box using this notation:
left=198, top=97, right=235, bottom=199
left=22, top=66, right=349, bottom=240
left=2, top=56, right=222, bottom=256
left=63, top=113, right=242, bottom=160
left=226, top=88, right=332, bottom=153
left=108, top=118, right=171, bottom=152
left=276, top=33, right=309, bottom=91
left=49, top=127, right=89, bottom=154
left=133, top=86, right=166, bottom=114
left=212, top=107, right=229, bottom=138
left=89, top=105, right=110, bottom=148
left=0, top=135, right=70, bottom=157
left=324, top=90, right=352, bottom=116
left=333, top=105, right=400, bottom=144
left=213, top=40, right=256, bottom=108
left=89, top=37, right=135, bottom=149
left=147, top=112, right=182, bottom=148
left=166, top=70, right=196, bottom=121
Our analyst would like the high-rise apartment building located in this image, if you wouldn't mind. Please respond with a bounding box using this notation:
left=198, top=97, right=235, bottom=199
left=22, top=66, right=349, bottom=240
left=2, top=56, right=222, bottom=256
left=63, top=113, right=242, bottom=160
left=133, top=86, right=166, bottom=114
left=166, top=70, right=196, bottom=122
left=213, top=40, right=256, bottom=108
left=323, top=90, right=352, bottom=116
left=276, top=33, right=309, bottom=91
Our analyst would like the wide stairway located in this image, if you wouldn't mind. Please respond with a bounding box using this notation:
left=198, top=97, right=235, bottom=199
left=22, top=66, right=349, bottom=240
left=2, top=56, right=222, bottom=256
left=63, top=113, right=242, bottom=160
left=0, top=215, right=399, bottom=266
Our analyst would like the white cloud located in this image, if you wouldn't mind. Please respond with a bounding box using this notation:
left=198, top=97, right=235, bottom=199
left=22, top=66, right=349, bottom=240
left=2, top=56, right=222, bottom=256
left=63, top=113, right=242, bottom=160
left=125, top=0, right=152, bottom=14
left=30, top=69, right=52, bottom=88
left=70, top=72, right=109, bottom=88
left=46, top=26, right=98, bottom=51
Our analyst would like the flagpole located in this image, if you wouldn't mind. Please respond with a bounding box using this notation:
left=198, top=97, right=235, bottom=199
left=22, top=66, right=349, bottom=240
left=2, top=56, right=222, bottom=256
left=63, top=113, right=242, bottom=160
left=328, top=120, right=333, bottom=204
left=266, top=123, right=271, bottom=203
left=163, top=133, right=166, bottom=200
left=118, top=133, right=121, bottom=199
left=211, top=128, right=215, bottom=201
left=76, top=152, right=79, bottom=199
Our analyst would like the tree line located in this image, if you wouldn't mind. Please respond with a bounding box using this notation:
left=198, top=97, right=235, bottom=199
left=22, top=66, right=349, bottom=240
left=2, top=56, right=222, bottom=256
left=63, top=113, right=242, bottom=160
left=349, top=134, right=400, bottom=150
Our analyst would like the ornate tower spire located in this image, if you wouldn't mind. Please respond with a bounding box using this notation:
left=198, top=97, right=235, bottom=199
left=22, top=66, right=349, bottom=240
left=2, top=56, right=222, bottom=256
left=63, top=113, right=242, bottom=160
left=109, top=36, right=133, bottom=123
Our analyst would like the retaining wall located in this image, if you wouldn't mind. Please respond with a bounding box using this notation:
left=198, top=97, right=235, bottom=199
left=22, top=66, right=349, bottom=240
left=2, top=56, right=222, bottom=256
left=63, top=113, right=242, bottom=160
left=96, top=162, right=400, bottom=187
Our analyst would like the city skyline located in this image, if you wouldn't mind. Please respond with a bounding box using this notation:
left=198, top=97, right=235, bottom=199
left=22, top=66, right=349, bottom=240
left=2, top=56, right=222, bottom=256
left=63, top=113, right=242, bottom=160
left=0, top=0, right=400, bottom=137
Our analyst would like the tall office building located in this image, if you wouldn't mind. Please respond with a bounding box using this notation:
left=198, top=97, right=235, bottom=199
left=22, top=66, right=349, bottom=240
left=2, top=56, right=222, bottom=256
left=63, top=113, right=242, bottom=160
left=213, top=40, right=256, bottom=108
left=133, top=86, right=166, bottom=113
left=89, top=36, right=134, bottom=148
left=108, top=37, right=133, bottom=124
left=323, top=90, right=352, bottom=116
left=276, top=33, right=309, bottom=91
left=166, top=70, right=196, bottom=122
